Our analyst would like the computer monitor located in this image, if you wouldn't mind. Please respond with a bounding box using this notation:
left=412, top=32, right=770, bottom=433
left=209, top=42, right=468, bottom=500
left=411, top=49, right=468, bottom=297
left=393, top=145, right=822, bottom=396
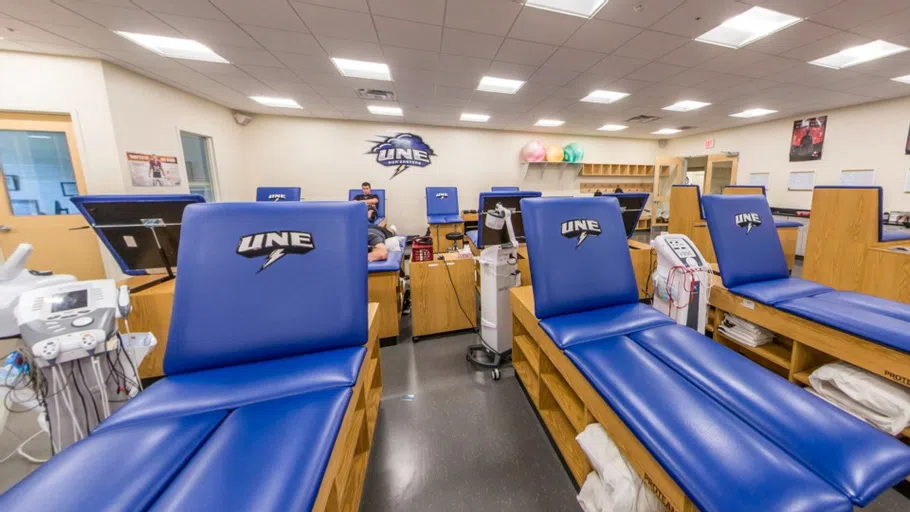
left=478, top=192, right=541, bottom=248
left=602, top=193, right=649, bottom=239
left=71, top=195, right=205, bottom=277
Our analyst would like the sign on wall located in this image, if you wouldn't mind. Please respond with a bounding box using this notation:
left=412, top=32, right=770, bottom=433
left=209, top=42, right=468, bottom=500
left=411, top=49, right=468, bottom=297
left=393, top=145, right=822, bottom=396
left=789, top=116, right=827, bottom=162
left=367, top=133, right=436, bottom=179
left=127, top=152, right=182, bottom=187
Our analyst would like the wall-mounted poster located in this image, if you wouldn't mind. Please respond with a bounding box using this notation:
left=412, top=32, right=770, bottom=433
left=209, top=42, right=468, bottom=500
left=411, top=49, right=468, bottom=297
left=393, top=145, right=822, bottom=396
left=127, top=152, right=182, bottom=187
left=789, top=116, right=827, bottom=162
left=367, top=133, right=436, bottom=179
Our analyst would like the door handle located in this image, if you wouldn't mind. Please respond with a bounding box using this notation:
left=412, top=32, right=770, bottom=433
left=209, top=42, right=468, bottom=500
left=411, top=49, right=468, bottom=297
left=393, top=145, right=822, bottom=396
left=0, top=225, right=10, bottom=233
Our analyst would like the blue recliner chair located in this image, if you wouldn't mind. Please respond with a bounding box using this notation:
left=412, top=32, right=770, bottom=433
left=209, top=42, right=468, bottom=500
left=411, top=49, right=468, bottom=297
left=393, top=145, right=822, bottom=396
left=426, top=186, right=462, bottom=224
left=256, top=187, right=301, bottom=201
left=520, top=196, right=910, bottom=512
left=349, top=188, right=386, bottom=225
left=0, top=201, right=373, bottom=511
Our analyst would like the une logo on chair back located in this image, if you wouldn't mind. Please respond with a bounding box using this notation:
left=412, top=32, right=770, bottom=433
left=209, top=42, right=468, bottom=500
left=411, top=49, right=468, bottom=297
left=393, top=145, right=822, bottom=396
left=237, top=231, right=315, bottom=273
left=560, top=219, right=602, bottom=248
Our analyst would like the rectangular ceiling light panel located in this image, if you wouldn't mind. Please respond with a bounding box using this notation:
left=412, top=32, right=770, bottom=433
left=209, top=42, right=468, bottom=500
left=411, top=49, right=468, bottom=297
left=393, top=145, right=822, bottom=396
left=460, top=113, right=490, bottom=122
left=581, top=90, right=630, bottom=104
left=478, top=76, right=525, bottom=94
left=810, top=40, right=909, bottom=69
left=535, top=119, right=565, bottom=127
left=730, top=108, right=777, bottom=118
left=598, top=124, right=628, bottom=131
left=116, top=32, right=229, bottom=63
left=652, top=128, right=682, bottom=135
left=332, top=58, right=392, bottom=81
left=696, top=7, right=802, bottom=49
left=525, top=0, right=608, bottom=18
left=368, top=105, right=403, bottom=116
left=663, top=100, right=711, bottom=112
left=250, top=96, right=302, bottom=109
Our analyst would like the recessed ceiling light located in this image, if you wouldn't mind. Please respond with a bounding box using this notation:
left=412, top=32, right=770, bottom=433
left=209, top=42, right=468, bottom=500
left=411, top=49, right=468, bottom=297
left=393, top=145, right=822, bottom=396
left=581, top=90, right=630, bottom=104
left=809, top=40, right=909, bottom=70
left=524, top=0, right=608, bottom=18
left=250, top=96, right=302, bottom=109
left=730, top=108, right=778, bottom=118
left=331, top=58, right=391, bottom=81
left=115, top=31, right=228, bottom=63
left=460, top=113, right=490, bottom=122
left=598, top=124, right=628, bottom=131
left=663, top=100, right=711, bottom=112
left=696, top=7, right=802, bottom=49
left=652, top=128, right=682, bottom=135
left=368, top=105, right=403, bottom=116
left=477, top=76, right=525, bottom=94
left=891, top=74, right=910, bottom=84
left=535, top=119, right=565, bottom=127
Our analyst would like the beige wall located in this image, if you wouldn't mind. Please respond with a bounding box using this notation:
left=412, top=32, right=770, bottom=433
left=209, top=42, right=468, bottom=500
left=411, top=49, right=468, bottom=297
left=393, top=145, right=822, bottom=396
left=666, top=96, right=910, bottom=211
left=240, top=116, right=660, bottom=234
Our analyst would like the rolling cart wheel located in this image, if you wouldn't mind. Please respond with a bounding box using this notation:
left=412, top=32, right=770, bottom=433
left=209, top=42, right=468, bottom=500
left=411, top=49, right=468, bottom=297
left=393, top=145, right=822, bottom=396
left=492, top=368, right=501, bottom=381
left=412, top=336, right=419, bottom=343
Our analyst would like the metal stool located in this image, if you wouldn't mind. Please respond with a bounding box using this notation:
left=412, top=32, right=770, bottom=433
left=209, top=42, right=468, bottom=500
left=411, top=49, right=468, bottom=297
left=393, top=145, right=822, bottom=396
left=445, top=231, right=464, bottom=251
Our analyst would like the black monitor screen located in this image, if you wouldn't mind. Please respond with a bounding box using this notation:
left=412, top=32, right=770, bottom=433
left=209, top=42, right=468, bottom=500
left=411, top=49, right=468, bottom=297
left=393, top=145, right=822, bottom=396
left=479, top=196, right=527, bottom=247
left=603, top=194, right=648, bottom=238
left=50, top=289, right=88, bottom=313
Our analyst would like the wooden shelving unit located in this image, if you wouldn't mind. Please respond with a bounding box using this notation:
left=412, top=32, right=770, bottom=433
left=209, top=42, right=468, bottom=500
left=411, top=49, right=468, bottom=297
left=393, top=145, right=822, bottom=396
left=579, top=182, right=651, bottom=194
left=579, top=163, right=654, bottom=177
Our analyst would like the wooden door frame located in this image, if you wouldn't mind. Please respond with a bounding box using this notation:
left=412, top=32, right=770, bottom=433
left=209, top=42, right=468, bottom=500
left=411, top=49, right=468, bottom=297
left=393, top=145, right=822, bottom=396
left=705, top=153, right=739, bottom=194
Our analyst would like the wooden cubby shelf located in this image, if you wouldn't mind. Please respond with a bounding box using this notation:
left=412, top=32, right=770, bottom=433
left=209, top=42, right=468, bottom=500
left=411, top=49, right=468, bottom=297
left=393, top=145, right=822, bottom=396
left=580, top=163, right=655, bottom=177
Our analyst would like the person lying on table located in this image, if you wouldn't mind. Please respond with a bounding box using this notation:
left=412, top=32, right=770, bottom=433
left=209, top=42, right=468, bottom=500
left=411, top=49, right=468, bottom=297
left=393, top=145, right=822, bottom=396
left=368, top=224, right=396, bottom=262
left=352, top=181, right=380, bottom=222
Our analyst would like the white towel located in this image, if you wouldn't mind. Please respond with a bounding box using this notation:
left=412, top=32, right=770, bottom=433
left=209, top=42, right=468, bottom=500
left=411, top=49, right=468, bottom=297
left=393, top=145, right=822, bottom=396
left=576, top=424, right=662, bottom=512
left=809, top=362, right=910, bottom=436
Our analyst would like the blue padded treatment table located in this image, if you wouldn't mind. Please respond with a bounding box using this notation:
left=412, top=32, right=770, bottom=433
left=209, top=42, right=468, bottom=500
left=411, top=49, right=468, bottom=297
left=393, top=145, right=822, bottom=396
left=368, top=248, right=404, bottom=273
left=256, top=187, right=301, bottom=201
left=151, top=389, right=351, bottom=511
left=349, top=188, right=386, bottom=225
left=97, top=346, right=365, bottom=432
left=565, top=336, right=852, bottom=512
left=0, top=411, right=226, bottom=511
left=539, top=303, right=674, bottom=349
left=426, top=186, right=462, bottom=224
left=631, top=324, right=910, bottom=505
left=492, top=186, right=519, bottom=191
left=724, top=277, right=832, bottom=305
left=465, top=229, right=478, bottom=247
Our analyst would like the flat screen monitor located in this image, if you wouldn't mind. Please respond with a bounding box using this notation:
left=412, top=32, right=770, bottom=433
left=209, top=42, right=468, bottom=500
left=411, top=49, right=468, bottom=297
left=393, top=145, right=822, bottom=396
left=602, top=193, right=649, bottom=239
left=479, top=195, right=528, bottom=248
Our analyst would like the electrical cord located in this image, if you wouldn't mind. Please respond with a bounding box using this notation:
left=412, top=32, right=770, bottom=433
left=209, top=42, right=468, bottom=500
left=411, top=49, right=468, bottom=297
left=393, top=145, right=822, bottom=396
left=443, top=255, right=512, bottom=364
left=68, top=363, right=90, bottom=435
left=0, top=430, right=48, bottom=464
left=116, top=333, right=143, bottom=392
left=75, top=361, right=100, bottom=427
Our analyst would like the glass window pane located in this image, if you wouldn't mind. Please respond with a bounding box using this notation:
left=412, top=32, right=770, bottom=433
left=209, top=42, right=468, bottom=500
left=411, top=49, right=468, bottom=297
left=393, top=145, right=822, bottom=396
left=0, top=130, right=77, bottom=216
left=180, top=132, right=215, bottom=202
left=709, top=162, right=733, bottom=195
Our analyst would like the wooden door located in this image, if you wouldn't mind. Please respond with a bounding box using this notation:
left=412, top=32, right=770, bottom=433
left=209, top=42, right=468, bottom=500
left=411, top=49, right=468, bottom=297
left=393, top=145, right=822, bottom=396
left=652, top=157, right=684, bottom=227
left=705, top=154, right=739, bottom=195
left=0, top=112, right=105, bottom=279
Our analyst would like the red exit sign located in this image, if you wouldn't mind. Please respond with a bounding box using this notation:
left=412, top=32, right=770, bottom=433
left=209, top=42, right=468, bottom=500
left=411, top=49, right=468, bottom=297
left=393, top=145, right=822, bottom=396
left=705, top=138, right=715, bottom=149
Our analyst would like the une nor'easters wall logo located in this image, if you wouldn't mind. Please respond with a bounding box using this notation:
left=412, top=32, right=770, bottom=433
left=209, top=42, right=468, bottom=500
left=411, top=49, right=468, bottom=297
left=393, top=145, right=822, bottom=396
left=368, top=133, right=436, bottom=179
left=237, top=231, right=314, bottom=273
left=734, top=212, right=762, bottom=234
left=561, top=219, right=602, bottom=248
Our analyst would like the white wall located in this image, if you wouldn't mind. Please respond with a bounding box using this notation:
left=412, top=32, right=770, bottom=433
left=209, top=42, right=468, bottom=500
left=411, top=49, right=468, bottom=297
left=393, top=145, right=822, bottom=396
left=239, top=116, right=660, bottom=234
left=101, top=63, right=245, bottom=200
left=666, top=96, right=910, bottom=211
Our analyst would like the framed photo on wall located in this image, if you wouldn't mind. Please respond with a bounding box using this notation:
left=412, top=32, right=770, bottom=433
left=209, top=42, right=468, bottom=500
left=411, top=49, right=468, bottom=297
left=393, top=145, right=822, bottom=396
left=4, top=174, right=20, bottom=191
left=789, top=115, right=827, bottom=162
left=60, top=181, right=78, bottom=196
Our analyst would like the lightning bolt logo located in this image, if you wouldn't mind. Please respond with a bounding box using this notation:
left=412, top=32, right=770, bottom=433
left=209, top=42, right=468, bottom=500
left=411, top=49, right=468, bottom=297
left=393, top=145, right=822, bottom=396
left=367, top=133, right=436, bottom=179
left=561, top=219, right=603, bottom=248
left=259, top=248, right=285, bottom=272
left=391, top=164, right=408, bottom=179
left=575, top=231, right=589, bottom=248
left=734, top=212, right=762, bottom=234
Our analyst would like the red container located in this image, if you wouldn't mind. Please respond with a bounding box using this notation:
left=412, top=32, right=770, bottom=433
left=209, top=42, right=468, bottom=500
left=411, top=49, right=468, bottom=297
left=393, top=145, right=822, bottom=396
left=411, top=236, right=434, bottom=263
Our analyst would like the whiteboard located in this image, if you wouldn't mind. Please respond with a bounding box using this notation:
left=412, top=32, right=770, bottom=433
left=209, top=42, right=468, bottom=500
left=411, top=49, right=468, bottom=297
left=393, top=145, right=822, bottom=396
left=748, top=172, right=770, bottom=186
left=840, top=169, right=875, bottom=186
left=788, top=171, right=815, bottom=191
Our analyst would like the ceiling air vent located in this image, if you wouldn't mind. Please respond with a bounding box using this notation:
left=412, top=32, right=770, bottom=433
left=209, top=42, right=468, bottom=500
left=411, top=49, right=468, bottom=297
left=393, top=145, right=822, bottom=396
left=626, top=114, right=660, bottom=123
left=678, top=126, right=696, bottom=131
left=355, top=88, right=397, bottom=101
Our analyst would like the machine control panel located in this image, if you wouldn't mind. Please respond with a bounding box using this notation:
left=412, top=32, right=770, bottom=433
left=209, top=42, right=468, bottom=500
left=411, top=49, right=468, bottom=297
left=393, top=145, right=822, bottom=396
left=660, top=236, right=704, bottom=268
left=15, top=280, right=121, bottom=362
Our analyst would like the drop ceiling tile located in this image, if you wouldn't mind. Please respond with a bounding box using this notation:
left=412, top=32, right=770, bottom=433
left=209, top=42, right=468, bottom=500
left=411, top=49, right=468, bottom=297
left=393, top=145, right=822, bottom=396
left=54, top=0, right=181, bottom=34
left=435, top=67, right=485, bottom=88
left=434, top=85, right=474, bottom=100
left=776, top=63, right=853, bottom=86
left=649, top=0, right=750, bottom=38
left=155, top=14, right=262, bottom=48
left=374, top=16, right=442, bottom=51
left=585, top=54, right=650, bottom=79
left=495, top=38, right=557, bottom=66
left=848, top=51, right=910, bottom=78
left=846, top=79, right=910, bottom=99
left=346, top=77, right=396, bottom=92
left=136, top=0, right=229, bottom=21
left=392, top=67, right=436, bottom=88
left=507, top=7, right=585, bottom=46
left=310, top=83, right=359, bottom=98
left=20, top=41, right=103, bottom=58
left=394, top=82, right=435, bottom=100
left=733, top=55, right=803, bottom=79
left=290, top=3, right=378, bottom=43
left=780, top=31, right=872, bottom=62
left=368, top=0, right=445, bottom=25
left=613, top=30, right=688, bottom=61
left=207, top=73, right=272, bottom=95
left=657, top=41, right=731, bottom=67
left=301, top=72, right=348, bottom=87
left=809, top=0, right=908, bottom=30
left=0, top=0, right=98, bottom=27
left=487, top=60, right=538, bottom=81
left=293, top=0, right=370, bottom=13
left=275, top=51, right=338, bottom=74
left=528, top=65, right=580, bottom=87
left=30, top=22, right=137, bottom=49
left=745, top=22, right=840, bottom=56
left=542, top=47, right=605, bottom=72
left=237, top=64, right=302, bottom=84
left=178, top=59, right=247, bottom=75
left=602, top=78, right=655, bottom=93
left=210, top=0, right=308, bottom=32
left=594, top=0, right=685, bottom=28
left=663, top=68, right=721, bottom=87
left=243, top=26, right=323, bottom=55
left=852, top=8, right=910, bottom=39
left=326, top=96, right=366, bottom=110
left=696, top=49, right=766, bottom=72
left=563, top=19, right=641, bottom=53
left=443, top=0, right=522, bottom=36
left=207, top=45, right=282, bottom=66
left=383, top=46, right=439, bottom=70
left=441, top=28, right=503, bottom=59
left=435, top=53, right=491, bottom=74
left=317, top=36, right=384, bottom=61
left=0, top=39, right=34, bottom=52
left=625, top=61, right=687, bottom=82
left=692, top=73, right=752, bottom=91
